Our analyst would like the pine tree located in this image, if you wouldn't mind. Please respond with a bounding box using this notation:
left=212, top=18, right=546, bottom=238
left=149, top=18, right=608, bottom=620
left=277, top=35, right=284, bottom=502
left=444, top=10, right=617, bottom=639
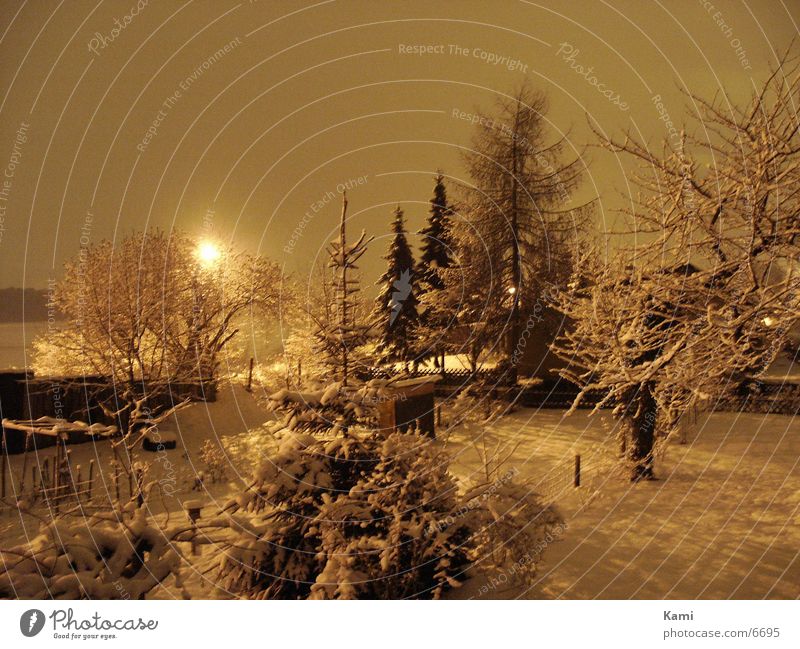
left=373, top=206, right=420, bottom=366
left=438, top=225, right=507, bottom=373
left=416, top=174, right=455, bottom=369
left=313, top=193, right=372, bottom=384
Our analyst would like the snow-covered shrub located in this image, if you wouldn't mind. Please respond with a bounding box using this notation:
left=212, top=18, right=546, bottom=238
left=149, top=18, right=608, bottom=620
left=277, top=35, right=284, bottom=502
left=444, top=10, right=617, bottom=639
left=217, top=379, right=563, bottom=599
left=266, top=379, right=392, bottom=434
left=217, top=429, right=471, bottom=599
left=0, top=509, right=183, bottom=599
left=198, top=439, right=228, bottom=484
left=217, top=424, right=564, bottom=599
left=461, top=480, right=563, bottom=588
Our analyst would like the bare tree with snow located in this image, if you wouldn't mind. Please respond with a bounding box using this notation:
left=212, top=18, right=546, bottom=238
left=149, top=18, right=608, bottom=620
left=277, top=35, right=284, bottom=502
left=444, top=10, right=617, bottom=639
left=39, top=230, right=284, bottom=468
left=553, top=54, right=800, bottom=480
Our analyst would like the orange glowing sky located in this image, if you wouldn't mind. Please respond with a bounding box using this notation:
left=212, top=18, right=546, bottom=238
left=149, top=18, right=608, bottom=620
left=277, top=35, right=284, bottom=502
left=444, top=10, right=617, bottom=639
left=0, top=0, right=797, bottom=291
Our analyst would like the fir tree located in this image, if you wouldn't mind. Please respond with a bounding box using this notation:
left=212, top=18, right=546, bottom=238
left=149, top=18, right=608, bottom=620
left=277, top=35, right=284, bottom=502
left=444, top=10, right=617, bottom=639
left=416, top=173, right=454, bottom=291
left=416, top=174, right=455, bottom=369
left=373, top=206, right=420, bottom=366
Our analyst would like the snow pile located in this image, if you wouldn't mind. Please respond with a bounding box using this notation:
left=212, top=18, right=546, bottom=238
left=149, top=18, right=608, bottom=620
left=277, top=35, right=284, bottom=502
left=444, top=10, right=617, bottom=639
left=1, top=417, right=117, bottom=437
left=0, top=508, right=183, bottom=599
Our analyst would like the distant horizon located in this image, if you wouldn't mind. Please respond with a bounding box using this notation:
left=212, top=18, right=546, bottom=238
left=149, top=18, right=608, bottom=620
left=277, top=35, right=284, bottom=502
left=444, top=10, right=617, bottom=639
left=0, top=286, right=60, bottom=322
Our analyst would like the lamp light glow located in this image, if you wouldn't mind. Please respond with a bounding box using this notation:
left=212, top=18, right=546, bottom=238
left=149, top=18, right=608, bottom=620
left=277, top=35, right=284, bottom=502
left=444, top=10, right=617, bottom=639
left=196, top=240, right=222, bottom=267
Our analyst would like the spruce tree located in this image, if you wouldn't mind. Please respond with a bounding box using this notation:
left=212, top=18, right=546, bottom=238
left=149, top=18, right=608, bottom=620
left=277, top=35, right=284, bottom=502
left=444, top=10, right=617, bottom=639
left=373, top=206, right=420, bottom=366
left=417, top=174, right=453, bottom=291
left=416, top=174, right=455, bottom=369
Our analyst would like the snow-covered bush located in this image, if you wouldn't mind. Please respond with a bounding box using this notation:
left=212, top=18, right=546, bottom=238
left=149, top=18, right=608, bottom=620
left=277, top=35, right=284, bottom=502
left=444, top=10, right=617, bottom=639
left=198, top=439, right=228, bottom=484
left=266, top=379, right=392, bottom=434
left=216, top=422, right=563, bottom=599
left=0, top=509, right=183, bottom=599
left=217, top=429, right=471, bottom=599
left=461, top=480, right=563, bottom=587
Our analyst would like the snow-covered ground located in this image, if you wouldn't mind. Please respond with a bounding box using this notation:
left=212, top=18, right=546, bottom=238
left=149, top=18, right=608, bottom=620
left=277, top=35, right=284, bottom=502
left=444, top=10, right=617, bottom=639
left=2, top=385, right=798, bottom=599
left=760, top=353, right=800, bottom=382
left=445, top=407, right=800, bottom=599
left=0, top=383, right=272, bottom=546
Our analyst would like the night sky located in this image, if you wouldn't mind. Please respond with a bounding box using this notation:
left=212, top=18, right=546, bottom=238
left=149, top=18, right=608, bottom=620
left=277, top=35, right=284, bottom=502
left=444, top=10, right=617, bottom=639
left=0, top=0, right=796, bottom=292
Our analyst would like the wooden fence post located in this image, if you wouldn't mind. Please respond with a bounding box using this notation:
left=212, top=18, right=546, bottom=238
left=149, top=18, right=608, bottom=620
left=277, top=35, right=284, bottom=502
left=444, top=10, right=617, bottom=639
left=135, top=467, right=144, bottom=507
left=54, top=460, right=60, bottom=514
left=1, top=447, right=5, bottom=500
left=19, top=433, right=30, bottom=492
left=42, top=458, right=49, bottom=491
left=53, top=445, right=59, bottom=497
left=246, top=357, right=254, bottom=392
left=185, top=502, right=202, bottom=556
left=87, top=460, right=94, bottom=501
left=574, top=454, right=581, bottom=488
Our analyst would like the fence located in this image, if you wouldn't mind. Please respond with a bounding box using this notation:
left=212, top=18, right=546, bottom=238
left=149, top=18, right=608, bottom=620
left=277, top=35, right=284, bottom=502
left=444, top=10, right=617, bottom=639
left=357, top=366, right=515, bottom=395
left=21, top=376, right=216, bottom=423
left=528, top=448, right=620, bottom=506
left=26, top=456, right=95, bottom=513
left=1, top=444, right=144, bottom=514
left=713, top=381, right=800, bottom=416
left=359, top=367, right=800, bottom=414
left=519, top=379, right=800, bottom=414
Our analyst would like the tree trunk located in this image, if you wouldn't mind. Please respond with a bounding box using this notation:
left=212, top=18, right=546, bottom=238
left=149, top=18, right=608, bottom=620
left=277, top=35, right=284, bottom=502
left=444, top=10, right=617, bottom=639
left=622, top=381, right=657, bottom=481
left=505, top=99, right=522, bottom=386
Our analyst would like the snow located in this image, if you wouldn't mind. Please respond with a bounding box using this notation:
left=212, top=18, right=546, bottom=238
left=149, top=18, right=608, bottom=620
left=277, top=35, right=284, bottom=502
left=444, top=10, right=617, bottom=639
left=391, top=354, right=499, bottom=372
left=0, top=383, right=272, bottom=546
left=444, top=407, right=799, bottom=599
left=1, top=417, right=117, bottom=437
left=3, top=383, right=798, bottom=599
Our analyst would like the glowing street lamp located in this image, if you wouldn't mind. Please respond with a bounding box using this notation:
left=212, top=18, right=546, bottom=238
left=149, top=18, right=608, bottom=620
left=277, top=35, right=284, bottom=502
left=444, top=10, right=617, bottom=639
left=196, top=240, right=222, bottom=267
